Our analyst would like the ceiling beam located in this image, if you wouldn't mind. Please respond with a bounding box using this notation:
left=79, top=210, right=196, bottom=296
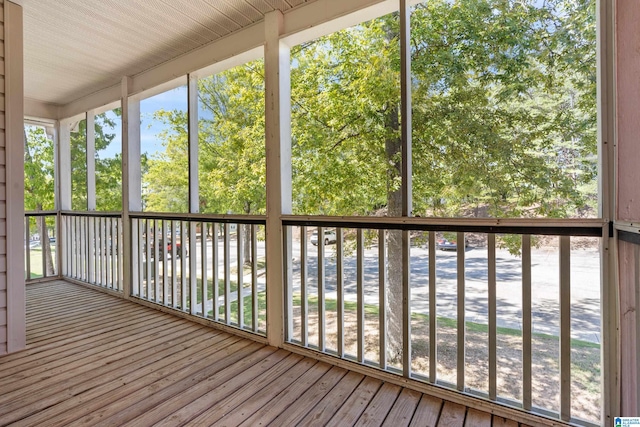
left=24, top=97, right=59, bottom=121
left=55, top=0, right=389, bottom=120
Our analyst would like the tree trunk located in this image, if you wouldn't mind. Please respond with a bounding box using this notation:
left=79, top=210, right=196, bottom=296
left=242, top=202, right=252, bottom=265
left=24, top=126, right=56, bottom=277
left=35, top=204, right=55, bottom=276
left=385, top=102, right=404, bottom=363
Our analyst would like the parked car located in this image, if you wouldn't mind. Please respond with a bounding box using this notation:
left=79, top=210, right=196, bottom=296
left=436, top=237, right=469, bottom=251
left=150, top=238, right=186, bottom=260
left=311, top=229, right=337, bottom=246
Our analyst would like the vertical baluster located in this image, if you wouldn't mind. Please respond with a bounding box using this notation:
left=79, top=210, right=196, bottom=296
left=132, top=219, right=139, bottom=297
left=111, top=217, right=117, bottom=290
left=145, top=219, right=151, bottom=300
left=82, top=216, right=88, bottom=281
left=105, top=218, right=111, bottom=288
left=429, top=231, right=437, bottom=383
left=559, top=235, right=571, bottom=421
left=77, top=217, right=82, bottom=281
left=457, top=231, right=466, bottom=391
left=379, top=229, right=387, bottom=370
left=102, top=217, right=108, bottom=287
left=118, top=217, right=123, bottom=291
left=357, top=228, right=365, bottom=363
left=237, top=223, right=244, bottom=328
left=171, top=220, right=177, bottom=308
left=212, top=223, right=219, bottom=320
left=87, top=216, right=94, bottom=284
left=189, top=221, right=198, bottom=315
left=201, top=222, right=208, bottom=316
left=301, top=226, right=308, bottom=346
left=181, top=221, right=187, bottom=311
left=73, top=216, right=77, bottom=280
left=403, top=229, right=411, bottom=378
left=224, top=223, right=231, bottom=323
left=94, top=217, right=99, bottom=284
left=318, top=226, right=325, bottom=351
left=252, top=224, right=258, bottom=332
left=138, top=219, right=145, bottom=297
left=522, top=234, right=532, bottom=410
left=42, top=218, right=47, bottom=278
left=61, top=216, right=67, bottom=277
left=284, top=225, right=293, bottom=339
left=66, top=216, right=70, bottom=277
left=162, top=220, right=169, bottom=305
left=25, top=217, right=31, bottom=280
left=337, top=228, right=344, bottom=358
left=155, top=220, right=161, bottom=303
left=106, top=218, right=112, bottom=288
left=488, top=233, right=497, bottom=399
left=96, top=217, right=100, bottom=284
left=71, top=216, right=76, bottom=278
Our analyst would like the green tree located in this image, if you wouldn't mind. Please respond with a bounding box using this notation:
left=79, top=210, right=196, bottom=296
left=24, top=126, right=56, bottom=275
left=70, top=113, right=122, bottom=212
left=143, top=62, right=266, bottom=262
left=141, top=0, right=596, bottom=362
left=25, top=112, right=122, bottom=276
left=289, top=0, right=596, bottom=360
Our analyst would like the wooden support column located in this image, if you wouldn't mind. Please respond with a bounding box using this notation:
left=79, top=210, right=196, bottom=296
left=598, top=0, right=619, bottom=422
left=86, top=110, right=96, bottom=211
left=4, top=0, right=25, bottom=354
left=616, top=0, right=640, bottom=417
left=188, top=75, right=199, bottom=214
left=400, top=0, right=412, bottom=378
left=264, top=10, right=291, bottom=348
left=121, top=76, right=141, bottom=299
left=58, top=120, right=71, bottom=211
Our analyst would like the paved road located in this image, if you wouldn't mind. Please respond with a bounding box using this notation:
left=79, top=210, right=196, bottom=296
left=290, top=242, right=601, bottom=343
left=170, top=236, right=602, bottom=343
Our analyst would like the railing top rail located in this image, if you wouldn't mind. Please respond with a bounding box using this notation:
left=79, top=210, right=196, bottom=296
left=281, top=215, right=607, bottom=237
left=129, top=211, right=266, bottom=224
left=25, top=210, right=58, bottom=217
left=60, top=210, right=123, bottom=218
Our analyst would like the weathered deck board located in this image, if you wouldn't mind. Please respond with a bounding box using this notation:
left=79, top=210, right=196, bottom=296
left=0, top=280, right=539, bottom=426
left=354, top=382, right=403, bottom=426
left=382, top=388, right=422, bottom=427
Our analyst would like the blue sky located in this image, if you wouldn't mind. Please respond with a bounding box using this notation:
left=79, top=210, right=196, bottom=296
left=98, top=85, right=188, bottom=159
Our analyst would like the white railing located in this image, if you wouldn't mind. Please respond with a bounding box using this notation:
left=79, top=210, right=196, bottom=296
left=130, top=213, right=267, bottom=337
left=282, top=216, right=605, bottom=426
left=61, top=212, right=123, bottom=292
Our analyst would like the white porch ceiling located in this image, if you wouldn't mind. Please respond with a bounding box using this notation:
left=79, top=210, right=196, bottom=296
left=19, top=0, right=315, bottom=107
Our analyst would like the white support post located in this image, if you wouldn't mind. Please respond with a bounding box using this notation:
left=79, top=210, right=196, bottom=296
left=264, top=10, right=292, bottom=348
left=58, top=120, right=72, bottom=211
left=86, top=110, right=96, bottom=211
left=5, top=0, right=25, bottom=353
left=400, top=0, right=412, bottom=379
left=122, top=76, right=141, bottom=299
left=187, top=75, right=199, bottom=313
left=50, top=125, right=63, bottom=277
left=188, top=74, right=199, bottom=214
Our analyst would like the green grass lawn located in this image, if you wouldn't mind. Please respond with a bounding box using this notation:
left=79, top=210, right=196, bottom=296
left=26, top=248, right=56, bottom=279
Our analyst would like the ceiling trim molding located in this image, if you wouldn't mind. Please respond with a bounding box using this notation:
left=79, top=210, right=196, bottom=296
left=281, top=0, right=392, bottom=46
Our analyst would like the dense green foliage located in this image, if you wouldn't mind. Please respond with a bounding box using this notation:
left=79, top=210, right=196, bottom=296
left=142, top=0, right=596, bottom=220
left=25, top=112, right=122, bottom=212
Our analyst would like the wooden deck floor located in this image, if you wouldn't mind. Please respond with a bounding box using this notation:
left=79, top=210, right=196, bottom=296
left=0, top=280, right=533, bottom=427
